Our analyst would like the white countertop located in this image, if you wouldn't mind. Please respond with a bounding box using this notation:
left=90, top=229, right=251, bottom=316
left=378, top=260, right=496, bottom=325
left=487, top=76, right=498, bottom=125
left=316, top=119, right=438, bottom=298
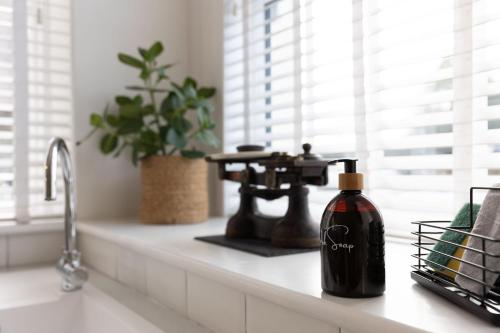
left=78, top=218, right=499, bottom=333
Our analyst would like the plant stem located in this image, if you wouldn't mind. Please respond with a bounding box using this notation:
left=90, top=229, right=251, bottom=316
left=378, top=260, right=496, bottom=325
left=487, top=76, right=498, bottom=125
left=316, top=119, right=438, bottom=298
left=150, top=90, right=166, bottom=155
left=145, top=63, right=166, bottom=155
left=76, top=127, right=98, bottom=146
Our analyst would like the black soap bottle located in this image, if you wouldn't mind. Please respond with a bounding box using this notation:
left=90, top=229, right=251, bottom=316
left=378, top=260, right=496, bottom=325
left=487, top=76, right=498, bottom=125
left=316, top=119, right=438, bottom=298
left=320, top=159, right=385, bottom=298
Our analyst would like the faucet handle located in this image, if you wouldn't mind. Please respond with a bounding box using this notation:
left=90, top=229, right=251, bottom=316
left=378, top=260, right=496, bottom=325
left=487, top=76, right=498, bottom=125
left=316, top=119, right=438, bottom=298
left=57, top=249, right=87, bottom=291
left=60, top=249, right=82, bottom=267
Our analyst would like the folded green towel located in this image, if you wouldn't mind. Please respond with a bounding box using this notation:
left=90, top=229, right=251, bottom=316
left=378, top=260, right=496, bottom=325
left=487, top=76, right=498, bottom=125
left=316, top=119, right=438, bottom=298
left=427, top=203, right=481, bottom=270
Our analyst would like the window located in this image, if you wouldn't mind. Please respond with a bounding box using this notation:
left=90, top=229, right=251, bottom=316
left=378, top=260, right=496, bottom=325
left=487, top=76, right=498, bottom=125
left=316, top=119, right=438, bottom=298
left=223, top=0, right=500, bottom=235
left=0, top=0, right=72, bottom=222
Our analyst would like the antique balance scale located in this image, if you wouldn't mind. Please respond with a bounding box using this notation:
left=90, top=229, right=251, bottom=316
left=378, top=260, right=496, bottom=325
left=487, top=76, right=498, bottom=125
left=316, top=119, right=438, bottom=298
left=196, top=144, right=332, bottom=256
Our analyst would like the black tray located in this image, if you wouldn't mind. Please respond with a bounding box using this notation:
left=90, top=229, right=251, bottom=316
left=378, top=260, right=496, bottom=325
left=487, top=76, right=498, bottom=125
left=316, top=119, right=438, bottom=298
left=411, top=270, right=500, bottom=326
left=195, top=234, right=319, bottom=257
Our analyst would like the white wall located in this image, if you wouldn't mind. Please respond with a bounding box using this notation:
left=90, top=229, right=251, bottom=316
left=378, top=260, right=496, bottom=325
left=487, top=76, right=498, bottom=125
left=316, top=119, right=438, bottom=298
left=188, top=0, right=224, bottom=216
left=72, top=0, right=224, bottom=219
left=72, top=0, right=190, bottom=219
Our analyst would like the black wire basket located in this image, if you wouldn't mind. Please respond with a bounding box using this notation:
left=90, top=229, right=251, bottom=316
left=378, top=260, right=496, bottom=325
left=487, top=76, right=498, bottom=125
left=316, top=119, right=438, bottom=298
left=411, top=187, right=500, bottom=326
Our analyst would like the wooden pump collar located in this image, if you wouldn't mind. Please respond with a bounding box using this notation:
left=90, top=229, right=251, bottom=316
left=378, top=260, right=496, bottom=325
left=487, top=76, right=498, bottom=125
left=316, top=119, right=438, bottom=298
left=339, top=173, right=364, bottom=190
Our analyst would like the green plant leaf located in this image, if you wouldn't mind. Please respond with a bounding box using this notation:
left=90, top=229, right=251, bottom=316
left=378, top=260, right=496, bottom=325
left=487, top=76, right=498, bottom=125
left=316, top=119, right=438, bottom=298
left=115, top=96, right=133, bottom=105
left=106, top=114, right=119, bottom=127
left=148, top=41, right=164, bottom=59
left=90, top=113, right=104, bottom=128
left=141, top=104, right=155, bottom=116
left=118, top=53, right=144, bottom=69
left=100, top=134, right=118, bottom=154
left=183, top=77, right=197, bottom=89
left=181, top=149, right=205, bottom=159
left=120, top=104, right=142, bottom=118
left=138, top=47, right=151, bottom=61
left=195, top=129, right=220, bottom=147
left=139, top=68, right=150, bottom=80
left=184, top=85, right=197, bottom=99
left=182, top=77, right=198, bottom=98
left=140, top=129, right=158, bottom=144
left=171, top=116, right=192, bottom=133
left=167, top=128, right=187, bottom=149
left=117, top=118, right=143, bottom=134
left=133, top=95, right=143, bottom=105
left=159, top=125, right=169, bottom=143
left=196, top=107, right=212, bottom=129
left=154, top=65, right=172, bottom=84
left=160, top=92, right=181, bottom=116
left=138, top=130, right=161, bottom=156
left=195, top=99, right=215, bottom=113
left=198, top=87, right=216, bottom=99
left=185, top=97, right=197, bottom=109
left=153, top=64, right=173, bottom=72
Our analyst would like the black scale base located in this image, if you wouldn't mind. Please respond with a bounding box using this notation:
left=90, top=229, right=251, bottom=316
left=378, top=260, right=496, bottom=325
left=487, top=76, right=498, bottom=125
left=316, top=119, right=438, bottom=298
left=194, top=235, right=319, bottom=257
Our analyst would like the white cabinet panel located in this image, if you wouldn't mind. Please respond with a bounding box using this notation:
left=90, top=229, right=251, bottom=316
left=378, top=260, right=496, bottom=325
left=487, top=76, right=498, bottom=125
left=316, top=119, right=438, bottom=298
left=117, top=248, right=147, bottom=294
left=8, top=231, right=63, bottom=266
left=0, top=236, right=6, bottom=267
left=146, top=257, right=187, bottom=315
left=79, top=234, right=118, bottom=279
left=247, top=295, right=339, bottom=333
left=187, top=274, right=245, bottom=333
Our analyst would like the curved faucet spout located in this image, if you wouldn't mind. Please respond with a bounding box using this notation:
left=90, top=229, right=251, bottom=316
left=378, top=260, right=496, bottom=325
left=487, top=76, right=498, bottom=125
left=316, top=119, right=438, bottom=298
left=45, top=137, right=87, bottom=291
left=45, top=137, right=76, bottom=253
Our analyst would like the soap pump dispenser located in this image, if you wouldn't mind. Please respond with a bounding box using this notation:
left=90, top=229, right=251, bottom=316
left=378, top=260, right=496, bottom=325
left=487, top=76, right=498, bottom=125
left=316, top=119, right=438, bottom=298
left=320, top=159, right=385, bottom=298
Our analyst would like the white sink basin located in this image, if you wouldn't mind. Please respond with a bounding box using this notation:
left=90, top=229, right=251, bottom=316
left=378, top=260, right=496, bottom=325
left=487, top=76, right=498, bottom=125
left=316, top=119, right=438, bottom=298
left=0, top=267, right=164, bottom=333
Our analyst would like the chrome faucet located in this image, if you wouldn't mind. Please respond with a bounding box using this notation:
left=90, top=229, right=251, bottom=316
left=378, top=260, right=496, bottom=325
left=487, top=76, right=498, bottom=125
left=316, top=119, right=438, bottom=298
left=45, top=137, right=88, bottom=291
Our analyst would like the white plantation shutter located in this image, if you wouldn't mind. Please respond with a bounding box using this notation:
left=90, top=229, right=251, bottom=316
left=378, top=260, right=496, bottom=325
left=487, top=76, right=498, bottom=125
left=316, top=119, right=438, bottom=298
left=300, top=0, right=358, bottom=218
left=223, top=0, right=361, bottom=220
left=472, top=0, right=500, bottom=190
left=0, top=0, right=15, bottom=219
left=223, top=0, right=246, bottom=214
left=223, top=0, right=300, bottom=215
left=300, top=0, right=356, bottom=158
left=224, top=0, right=500, bottom=234
left=26, top=0, right=72, bottom=218
left=363, top=0, right=457, bottom=231
left=224, top=0, right=245, bottom=153
left=0, top=0, right=72, bottom=222
left=247, top=0, right=297, bottom=153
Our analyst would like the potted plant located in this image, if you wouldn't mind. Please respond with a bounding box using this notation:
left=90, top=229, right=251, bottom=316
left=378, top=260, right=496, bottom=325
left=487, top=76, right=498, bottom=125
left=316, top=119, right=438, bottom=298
left=78, top=41, right=219, bottom=224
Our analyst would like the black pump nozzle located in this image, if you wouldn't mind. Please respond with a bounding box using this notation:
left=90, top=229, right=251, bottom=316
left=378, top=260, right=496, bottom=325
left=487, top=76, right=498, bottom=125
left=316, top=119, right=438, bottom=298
left=328, top=159, right=358, bottom=173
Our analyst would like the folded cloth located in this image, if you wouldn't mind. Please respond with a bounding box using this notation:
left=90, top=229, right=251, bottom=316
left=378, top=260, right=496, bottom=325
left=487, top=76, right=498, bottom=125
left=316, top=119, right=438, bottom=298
left=456, top=185, right=500, bottom=296
left=427, top=204, right=480, bottom=273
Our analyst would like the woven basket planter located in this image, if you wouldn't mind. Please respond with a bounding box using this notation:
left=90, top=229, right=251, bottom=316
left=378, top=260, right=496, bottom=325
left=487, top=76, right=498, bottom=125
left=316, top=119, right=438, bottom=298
left=139, top=155, right=208, bottom=224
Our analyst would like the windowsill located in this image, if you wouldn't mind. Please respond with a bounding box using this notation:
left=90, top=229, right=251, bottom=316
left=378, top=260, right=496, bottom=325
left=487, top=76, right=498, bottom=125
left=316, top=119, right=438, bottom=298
left=0, top=218, right=63, bottom=235
left=76, top=218, right=496, bottom=333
